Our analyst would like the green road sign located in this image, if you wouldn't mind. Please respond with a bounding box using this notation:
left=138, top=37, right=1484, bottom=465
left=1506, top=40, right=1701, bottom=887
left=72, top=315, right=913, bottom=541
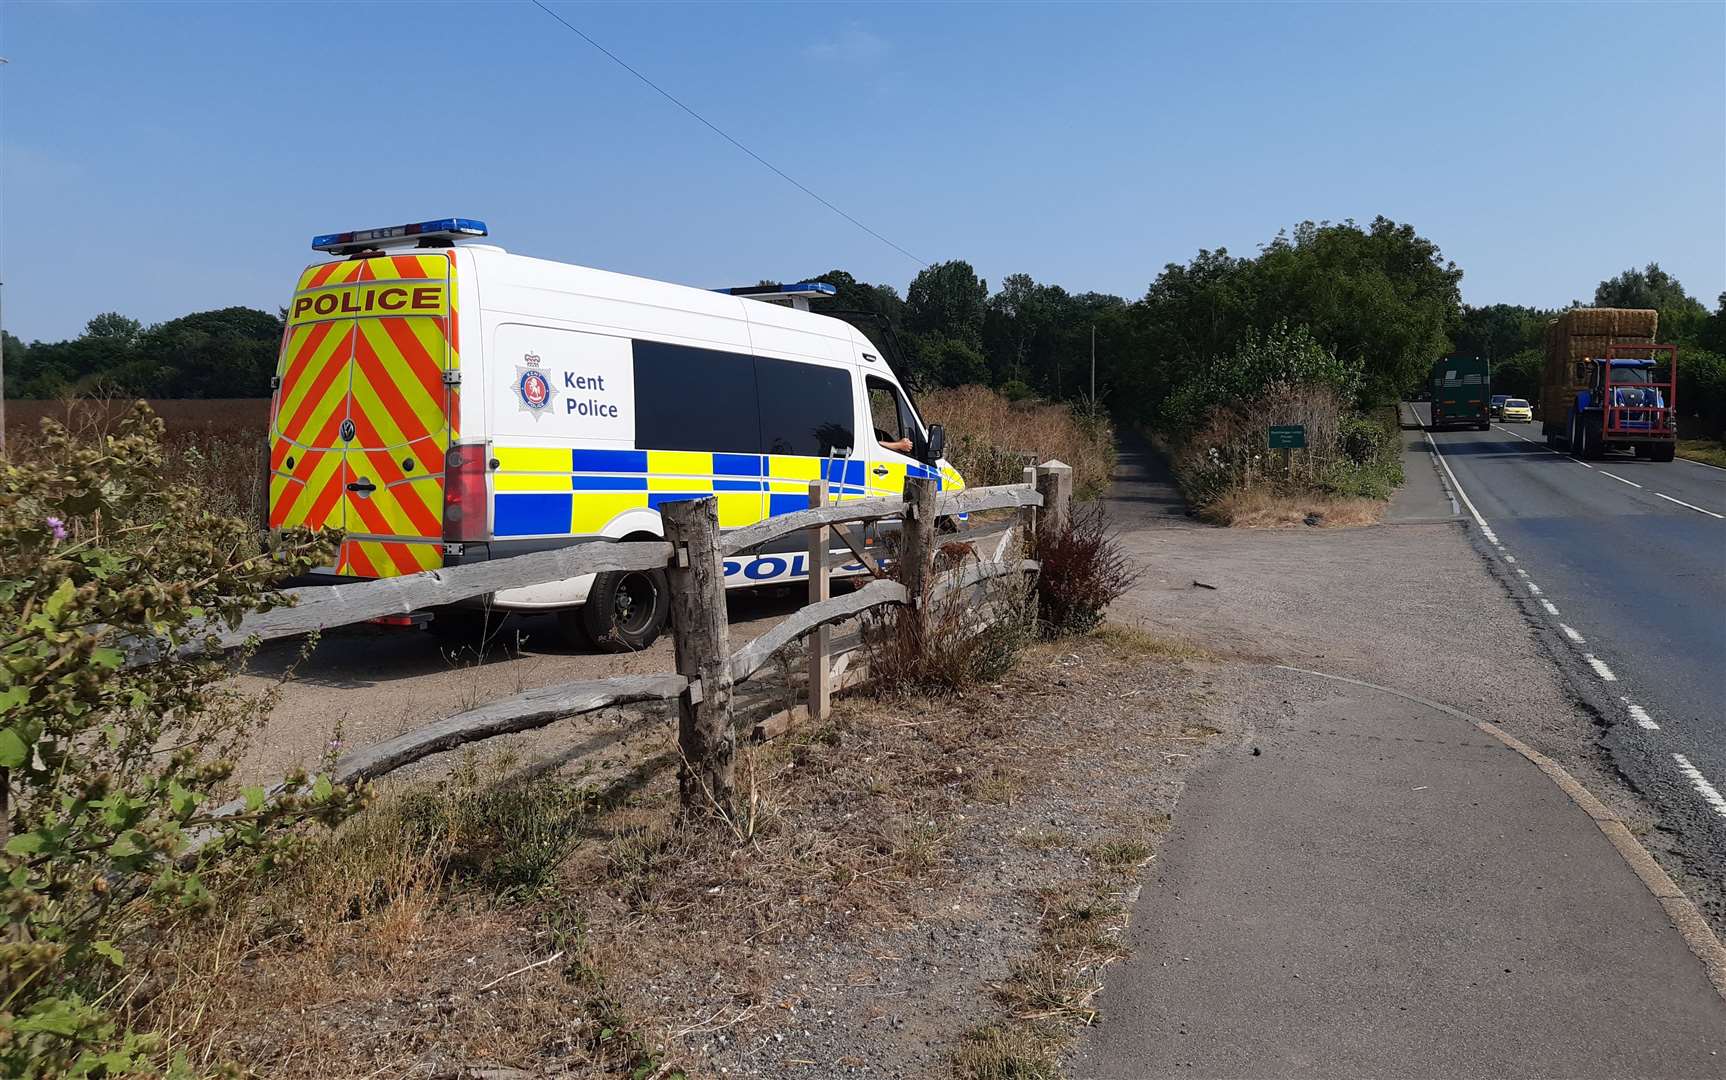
left=1268, top=425, right=1306, bottom=449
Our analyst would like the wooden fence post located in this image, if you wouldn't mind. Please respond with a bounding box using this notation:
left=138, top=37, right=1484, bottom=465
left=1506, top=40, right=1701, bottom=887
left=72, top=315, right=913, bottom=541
left=806, top=479, right=831, bottom=723
left=1020, top=464, right=1038, bottom=552
left=900, top=476, right=938, bottom=639
left=661, top=496, right=735, bottom=817
left=1035, top=460, right=1073, bottom=540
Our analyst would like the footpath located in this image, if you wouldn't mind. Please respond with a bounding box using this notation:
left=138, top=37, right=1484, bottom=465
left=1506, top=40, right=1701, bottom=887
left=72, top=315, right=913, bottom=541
left=1071, top=432, right=1726, bottom=1079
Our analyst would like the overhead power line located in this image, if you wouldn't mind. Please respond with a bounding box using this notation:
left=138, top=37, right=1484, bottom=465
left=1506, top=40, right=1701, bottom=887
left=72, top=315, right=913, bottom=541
left=529, top=0, right=926, bottom=268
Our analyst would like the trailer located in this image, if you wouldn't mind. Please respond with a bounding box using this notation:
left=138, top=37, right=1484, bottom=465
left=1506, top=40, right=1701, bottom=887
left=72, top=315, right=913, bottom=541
left=1427, top=355, right=1491, bottom=430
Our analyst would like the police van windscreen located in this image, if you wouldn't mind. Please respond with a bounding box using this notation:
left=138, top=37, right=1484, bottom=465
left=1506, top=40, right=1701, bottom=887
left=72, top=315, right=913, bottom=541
left=632, top=341, right=854, bottom=457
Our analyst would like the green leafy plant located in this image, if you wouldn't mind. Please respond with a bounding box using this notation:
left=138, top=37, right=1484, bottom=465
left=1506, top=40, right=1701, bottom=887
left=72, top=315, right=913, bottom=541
left=0, top=404, right=355, bottom=1076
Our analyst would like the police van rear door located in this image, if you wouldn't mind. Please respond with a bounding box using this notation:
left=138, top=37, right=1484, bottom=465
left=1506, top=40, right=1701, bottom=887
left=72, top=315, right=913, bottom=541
left=268, top=252, right=458, bottom=578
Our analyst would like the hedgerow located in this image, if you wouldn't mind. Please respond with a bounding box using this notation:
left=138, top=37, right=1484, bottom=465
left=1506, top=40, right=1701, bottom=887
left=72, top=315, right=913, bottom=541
left=0, top=404, right=356, bottom=1076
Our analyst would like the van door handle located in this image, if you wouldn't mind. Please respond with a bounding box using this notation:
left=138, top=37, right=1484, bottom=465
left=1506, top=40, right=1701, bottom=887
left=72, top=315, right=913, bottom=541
left=871, top=466, right=890, bottom=477
left=347, top=479, right=377, bottom=494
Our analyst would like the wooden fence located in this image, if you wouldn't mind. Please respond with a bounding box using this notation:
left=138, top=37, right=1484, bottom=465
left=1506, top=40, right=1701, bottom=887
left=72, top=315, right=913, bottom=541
left=190, top=462, right=1071, bottom=817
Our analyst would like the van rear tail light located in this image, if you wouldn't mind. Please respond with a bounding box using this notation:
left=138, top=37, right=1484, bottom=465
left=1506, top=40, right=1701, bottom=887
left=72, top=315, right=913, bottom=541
left=443, top=443, right=489, bottom=542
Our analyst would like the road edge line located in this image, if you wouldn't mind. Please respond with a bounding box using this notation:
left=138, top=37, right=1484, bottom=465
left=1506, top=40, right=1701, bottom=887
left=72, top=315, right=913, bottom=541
left=1272, top=662, right=1726, bottom=1003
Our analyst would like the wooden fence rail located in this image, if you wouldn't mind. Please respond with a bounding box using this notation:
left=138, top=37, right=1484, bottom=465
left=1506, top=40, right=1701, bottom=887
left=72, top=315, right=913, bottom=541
left=188, top=465, right=1069, bottom=821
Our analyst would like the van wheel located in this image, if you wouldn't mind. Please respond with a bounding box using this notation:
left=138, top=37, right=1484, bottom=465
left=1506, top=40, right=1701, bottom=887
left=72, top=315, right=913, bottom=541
left=566, top=568, right=670, bottom=652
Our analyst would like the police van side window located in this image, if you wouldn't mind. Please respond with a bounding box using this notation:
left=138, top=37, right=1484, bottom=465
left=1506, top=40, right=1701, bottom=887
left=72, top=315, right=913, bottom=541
left=756, top=357, right=854, bottom=457
left=633, top=340, right=760, bottom=454
left=866, top=377, right=917, bottom=447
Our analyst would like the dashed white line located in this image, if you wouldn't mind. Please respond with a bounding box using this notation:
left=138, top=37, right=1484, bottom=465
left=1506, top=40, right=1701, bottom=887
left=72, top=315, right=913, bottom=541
left=1672, top=755, right=1726, bottom=817
left=1558, top=622, right=1585, bottom=644
left=1599, top=471, right=1642, bottom=489
left=1539, top=598, right=1561, bottom=616
left=1514, top=566, right=1529, bottom=577
left=1504, top=554, right=1517, bottom=564
left=1654, top=492, right=1725, bottom=520
left=1525, top=581, right=1543, bottom=596
left=1583, top=654, right=1618, bottom=681
left=1426, top=432, right=1499, bottom=544
left=1628, top=704, right=1660, bottom=731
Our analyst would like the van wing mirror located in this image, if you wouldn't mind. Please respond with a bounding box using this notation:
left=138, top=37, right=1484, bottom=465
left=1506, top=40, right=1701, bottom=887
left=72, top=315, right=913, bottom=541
left=924, top=423, right=946, bottom=463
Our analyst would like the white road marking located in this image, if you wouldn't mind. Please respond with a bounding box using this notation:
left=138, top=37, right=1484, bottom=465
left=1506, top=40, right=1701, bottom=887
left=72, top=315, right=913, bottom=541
left=1558, top=622, right=1585, bottom=643
left=1504, top=554, right=1516, bottom=563
left=1525, top=581, right=1543, bottom=596
left=1584, top=654, right=1618, bottom=681
left=1600, top=471, right=1642, bottom=489
left=1515, top=566, right=1528, bottom=577
left=1681, top=455, right=1726, bottom=472
left=1539, top=599, right=1561, bottom=616
left=1672, top=755, right=1726, bottom=817
left=1425, top=433, right=1499, bottom=544
left=1628, top=704, right=1659, bottom=731
left=1577, top=460, right=1594, bottom=469
left=1654, top=492, right=1725, bottom=520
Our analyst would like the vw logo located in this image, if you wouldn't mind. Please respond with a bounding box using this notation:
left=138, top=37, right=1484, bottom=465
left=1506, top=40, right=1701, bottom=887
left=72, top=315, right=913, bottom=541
left=340, top=418, right=356, bottom=442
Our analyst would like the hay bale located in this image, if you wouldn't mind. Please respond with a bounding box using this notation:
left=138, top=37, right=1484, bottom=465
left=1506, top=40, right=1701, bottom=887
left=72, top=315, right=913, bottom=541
left=1563, top=308, right=1615, bottom=336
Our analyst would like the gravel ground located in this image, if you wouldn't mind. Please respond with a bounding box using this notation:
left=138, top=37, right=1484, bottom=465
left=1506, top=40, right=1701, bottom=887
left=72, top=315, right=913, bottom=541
left=229, top=433, right=1704, bottom=1078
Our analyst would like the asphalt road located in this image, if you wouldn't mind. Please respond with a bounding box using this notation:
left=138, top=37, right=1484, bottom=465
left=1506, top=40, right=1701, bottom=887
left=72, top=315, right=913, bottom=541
left=1413, top=402, right=1726, bottom=872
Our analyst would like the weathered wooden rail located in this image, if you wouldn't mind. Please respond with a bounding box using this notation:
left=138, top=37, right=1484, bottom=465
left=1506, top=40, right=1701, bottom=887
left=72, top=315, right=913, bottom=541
left=191, top=464, right=1072, bottom=814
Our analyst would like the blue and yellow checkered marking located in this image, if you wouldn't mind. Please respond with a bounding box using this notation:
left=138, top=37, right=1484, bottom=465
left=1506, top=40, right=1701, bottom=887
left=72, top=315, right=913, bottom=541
left=488, top=447, right=948, bottom=538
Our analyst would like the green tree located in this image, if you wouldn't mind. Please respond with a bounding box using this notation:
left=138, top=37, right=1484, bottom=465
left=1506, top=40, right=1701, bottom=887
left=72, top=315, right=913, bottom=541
left=131, top=306, right=283, bottom=398
left=1160, top=321, right=1360, bottom=434
left=914, top=334, right=990, bottom=388
left=1453, top=303, right=1552, bottom=363
left=1246, top=217, right=1462, bottom=405
left=1593, top=263, right=1709, bottom=343
left=81, top=313, right=143, bottom=347
left=905, top=260, right=988, bottom=351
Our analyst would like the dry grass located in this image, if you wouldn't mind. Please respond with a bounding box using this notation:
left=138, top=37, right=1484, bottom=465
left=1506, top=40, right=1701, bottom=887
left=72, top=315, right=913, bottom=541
left=128, top=767, right=684, bottom=1079
left=922, top=384, right=1116, bottom=498
left=1088, top=623, right=1212, bottom=662
left=5, top=397, right=270, bottom=523
left=1200, top=486, right=1385, bottom=529
left=1677, top=438, right=1726, bottom=468
left=122, top=620, right=1213, bottom=1077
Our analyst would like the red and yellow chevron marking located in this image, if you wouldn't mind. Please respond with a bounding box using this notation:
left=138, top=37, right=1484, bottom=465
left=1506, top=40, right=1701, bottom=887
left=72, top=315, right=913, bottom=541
left=335, top=537, right=442, bottom=578
left=267, top=251, right=462, bottom=579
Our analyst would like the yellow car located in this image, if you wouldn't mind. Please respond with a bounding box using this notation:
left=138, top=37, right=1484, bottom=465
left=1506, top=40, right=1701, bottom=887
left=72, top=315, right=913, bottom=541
left=1500, top=398, right=1534, bottom=423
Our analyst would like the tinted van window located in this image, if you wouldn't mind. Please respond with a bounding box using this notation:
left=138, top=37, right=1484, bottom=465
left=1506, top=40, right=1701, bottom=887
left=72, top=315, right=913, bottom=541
left=633, top=340, right=760, bottom=454
left=757, top=357, right=854, bottom=456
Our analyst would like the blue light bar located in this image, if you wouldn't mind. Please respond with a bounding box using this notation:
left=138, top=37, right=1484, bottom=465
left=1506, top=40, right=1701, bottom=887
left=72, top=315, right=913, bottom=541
left=312, top=217, right=488, bottom=253
left=716, top=281, right=838, bottom=299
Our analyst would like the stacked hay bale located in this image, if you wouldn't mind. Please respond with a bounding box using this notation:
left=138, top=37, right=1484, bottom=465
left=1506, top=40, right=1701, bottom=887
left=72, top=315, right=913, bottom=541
left=1541, top=308, right=1658, bottom=427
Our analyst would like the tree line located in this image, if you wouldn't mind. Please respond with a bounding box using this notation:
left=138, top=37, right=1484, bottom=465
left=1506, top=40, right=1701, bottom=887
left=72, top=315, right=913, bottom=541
left=7, top=218, right=1724, bottom=437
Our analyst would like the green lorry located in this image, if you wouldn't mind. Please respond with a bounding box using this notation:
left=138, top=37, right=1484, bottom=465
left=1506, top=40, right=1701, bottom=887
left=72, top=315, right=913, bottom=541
left=1427, top=356, right=1491, bottom=431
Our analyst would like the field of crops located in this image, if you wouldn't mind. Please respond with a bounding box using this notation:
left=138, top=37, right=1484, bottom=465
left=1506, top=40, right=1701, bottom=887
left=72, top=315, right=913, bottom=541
left=5, top=398, right=272, bottom=523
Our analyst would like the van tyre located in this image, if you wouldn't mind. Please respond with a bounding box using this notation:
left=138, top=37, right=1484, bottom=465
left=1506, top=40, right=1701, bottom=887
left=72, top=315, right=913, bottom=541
left=567, top=568, right=670, bottom=652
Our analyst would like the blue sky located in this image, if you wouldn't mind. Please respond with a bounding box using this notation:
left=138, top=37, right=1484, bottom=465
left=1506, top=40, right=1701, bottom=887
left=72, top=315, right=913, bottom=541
left=2, top=1, right=1722, bottom=342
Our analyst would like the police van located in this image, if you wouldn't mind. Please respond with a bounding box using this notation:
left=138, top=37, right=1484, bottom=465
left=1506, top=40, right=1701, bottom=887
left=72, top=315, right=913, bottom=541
left=267, top=217, right=963, bottom=650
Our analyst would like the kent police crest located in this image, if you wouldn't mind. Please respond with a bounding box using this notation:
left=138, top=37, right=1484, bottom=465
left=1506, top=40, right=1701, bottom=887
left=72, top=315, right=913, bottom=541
left=515, top=353, right=551, bottom=418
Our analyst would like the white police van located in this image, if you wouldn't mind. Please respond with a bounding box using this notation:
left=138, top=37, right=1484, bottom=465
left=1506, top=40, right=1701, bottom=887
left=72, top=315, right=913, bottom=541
left=267, top=217, right=962, bottom=651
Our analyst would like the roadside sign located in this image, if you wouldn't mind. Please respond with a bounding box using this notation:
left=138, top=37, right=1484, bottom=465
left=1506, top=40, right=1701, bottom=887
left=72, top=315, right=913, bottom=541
left=1268, top=425, right=1306, bottom=449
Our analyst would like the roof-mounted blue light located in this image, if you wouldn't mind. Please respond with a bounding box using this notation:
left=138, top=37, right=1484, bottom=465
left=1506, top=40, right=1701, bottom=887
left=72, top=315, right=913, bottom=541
left=716, top=281, right=838, bottom=299
left=312, top=217, right=488, bottom=253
